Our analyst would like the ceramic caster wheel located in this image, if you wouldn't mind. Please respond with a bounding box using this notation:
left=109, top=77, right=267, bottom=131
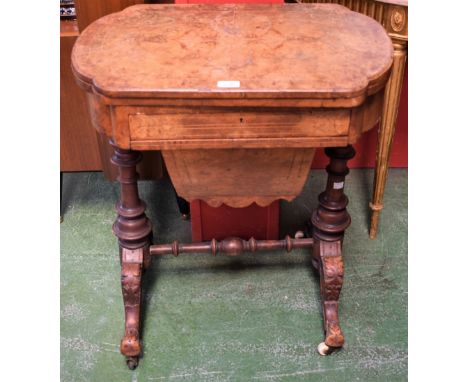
left=294, top=230, right=305, bottom=239
left=317, top=342, right=331, bottom=356
left=126, top=356, right=139, bottom=370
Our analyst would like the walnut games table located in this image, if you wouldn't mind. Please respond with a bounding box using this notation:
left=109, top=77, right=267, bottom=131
left=71, top=3, right=393, bottom=369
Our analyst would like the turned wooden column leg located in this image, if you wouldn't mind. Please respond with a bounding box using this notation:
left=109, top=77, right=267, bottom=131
left=308, top=145, right=355, bottom=355
left=111, top=142, right=152, bottom=369
left=369, top=42, right=407, bottom=239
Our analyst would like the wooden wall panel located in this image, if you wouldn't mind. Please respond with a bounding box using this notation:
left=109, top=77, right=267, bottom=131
left=60, top=32, right=102, bottom=171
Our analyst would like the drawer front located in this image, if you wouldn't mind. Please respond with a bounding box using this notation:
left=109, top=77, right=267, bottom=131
left=129, top=109, right=350, bottom=142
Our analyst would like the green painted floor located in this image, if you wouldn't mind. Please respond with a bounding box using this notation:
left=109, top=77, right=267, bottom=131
left=61, top=169, right=407, bottom=382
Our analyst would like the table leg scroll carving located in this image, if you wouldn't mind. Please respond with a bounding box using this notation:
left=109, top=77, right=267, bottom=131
left=121, top=251, right=143, bottom=370
left=308, top=145, right=355, bottom=354
left=111, top=142, right=152, bottom=369
left=318, top=241, right=345, bottom=354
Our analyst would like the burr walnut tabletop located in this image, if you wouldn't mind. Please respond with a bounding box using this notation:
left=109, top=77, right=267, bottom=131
left=72, top=4, right=392, bottom=102
left=71, top=3, right=393, bottom=368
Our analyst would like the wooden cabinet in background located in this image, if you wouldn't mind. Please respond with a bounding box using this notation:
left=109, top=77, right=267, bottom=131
left=75, top=0, right=145, bottom=32
left=60, top=21, right=101, bottom=171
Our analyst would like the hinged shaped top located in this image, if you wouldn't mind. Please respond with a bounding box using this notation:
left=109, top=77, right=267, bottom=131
left=72, top=4, right=393, bottom=105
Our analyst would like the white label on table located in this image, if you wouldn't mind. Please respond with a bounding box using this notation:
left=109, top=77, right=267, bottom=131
left=217, top=80, right=240, bottom=88
left=333, top=181, right=344, bottom=190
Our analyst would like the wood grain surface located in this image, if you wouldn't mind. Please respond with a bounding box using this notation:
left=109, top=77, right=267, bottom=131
left=72, top=4, right=393, bottom=103
left=129, top=108, right=350, bottom=141
left=162, top=148, right=316, bottom=207
left=61, top=35, right=102, bottom=171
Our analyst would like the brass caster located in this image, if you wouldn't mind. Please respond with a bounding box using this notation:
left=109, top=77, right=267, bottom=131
left=294, top=230, right=305, bottom=239
left=317, top=342, right=330, bottom=356
left=126, top=356, right=139, bottom=370
left=181, top=213, right=191, bottom=221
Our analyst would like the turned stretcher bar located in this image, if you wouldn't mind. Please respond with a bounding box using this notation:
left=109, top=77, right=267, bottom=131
left=149, top=235, right=315, bottom=257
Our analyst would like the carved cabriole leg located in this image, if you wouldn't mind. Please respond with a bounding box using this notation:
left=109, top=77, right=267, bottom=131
left=309, top=145, right=355, bottom=355
left=318, top=241, right=344, bottom=350
left=111, top=142, right=152, bottom=370
left=369, top=42, right=408, bottom=239
left=120, top=248, right=143, bottom=367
